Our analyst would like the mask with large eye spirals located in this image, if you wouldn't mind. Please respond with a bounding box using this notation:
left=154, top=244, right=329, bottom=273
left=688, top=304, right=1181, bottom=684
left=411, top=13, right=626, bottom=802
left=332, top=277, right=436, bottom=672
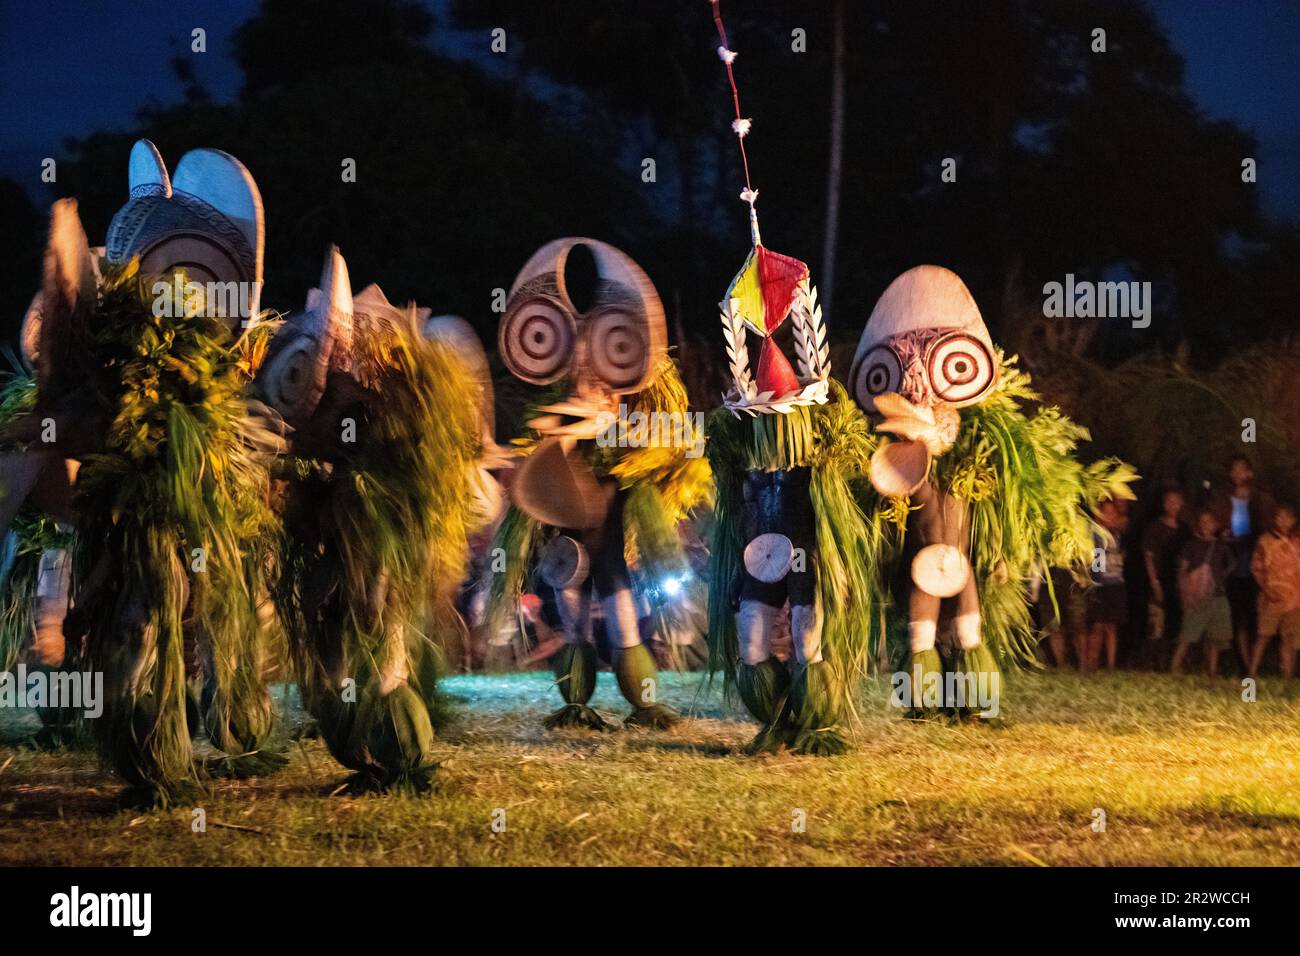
left=586, top=306, right=648, bottom=391
left=849, top=265, right=1000, bottom=415
left=500, top=295, right=576, bottom=385
left=259, top=245, right=352, bottom=429
left=927, top=331, right=995, bottom=406
left=501, top=238, right=667, bottom=397
left=851, top=345, right=901, bottom=413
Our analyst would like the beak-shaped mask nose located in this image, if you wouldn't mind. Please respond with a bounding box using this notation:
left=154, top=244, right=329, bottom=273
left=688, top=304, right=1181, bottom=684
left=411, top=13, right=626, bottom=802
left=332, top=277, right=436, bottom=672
left=867, top=393, right=961, bottom=497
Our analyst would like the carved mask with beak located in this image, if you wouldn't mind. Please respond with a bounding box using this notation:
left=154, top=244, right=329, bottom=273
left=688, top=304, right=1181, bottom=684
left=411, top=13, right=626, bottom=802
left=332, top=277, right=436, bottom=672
left=499, top=239, right=666, bottom=530
left=850, top=266, right=998, bottom=497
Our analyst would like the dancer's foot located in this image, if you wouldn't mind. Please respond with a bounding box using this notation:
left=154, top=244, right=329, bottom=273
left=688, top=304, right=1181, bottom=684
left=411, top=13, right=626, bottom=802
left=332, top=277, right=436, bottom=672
left=624, top=703, right=678, bottom=729
left=791, top=725, right=849, bottom=757
left=544, top=703, right=612, bottom=730
left=742, top=722, right=794, bottom=754
left=204, top=749, right=289, bottom=779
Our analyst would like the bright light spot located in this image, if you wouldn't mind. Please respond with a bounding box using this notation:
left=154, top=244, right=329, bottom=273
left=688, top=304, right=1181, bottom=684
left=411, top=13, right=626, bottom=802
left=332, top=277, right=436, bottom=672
left=661, top=575, right=684, bottom=598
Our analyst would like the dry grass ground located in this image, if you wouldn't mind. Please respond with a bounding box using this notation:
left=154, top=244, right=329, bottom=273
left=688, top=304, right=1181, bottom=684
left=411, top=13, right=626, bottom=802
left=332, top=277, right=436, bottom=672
left=1, top=669, right=1299, bottom=866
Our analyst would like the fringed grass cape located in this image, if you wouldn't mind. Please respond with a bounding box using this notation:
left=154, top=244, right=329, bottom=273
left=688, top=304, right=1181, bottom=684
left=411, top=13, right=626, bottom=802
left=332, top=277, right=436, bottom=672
left=870, top=355, right=1138, bottom=670
left=705, top=380, right=887, bottom=722
left=70, top=262, right=280, bottom=804
left=274, top=309, right=479, bottom=792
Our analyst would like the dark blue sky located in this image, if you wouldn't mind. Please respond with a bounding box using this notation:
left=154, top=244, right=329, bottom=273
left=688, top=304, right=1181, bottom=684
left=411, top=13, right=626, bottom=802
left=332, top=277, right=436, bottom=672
left=1150, top=0, right=1300, bottom=220
left=1, top=0, right=1296, bottom=219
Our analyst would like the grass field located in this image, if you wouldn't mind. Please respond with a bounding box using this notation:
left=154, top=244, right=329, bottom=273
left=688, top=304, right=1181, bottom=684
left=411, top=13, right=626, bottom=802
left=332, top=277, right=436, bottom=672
left=2, top=669, right=1299, bottom=866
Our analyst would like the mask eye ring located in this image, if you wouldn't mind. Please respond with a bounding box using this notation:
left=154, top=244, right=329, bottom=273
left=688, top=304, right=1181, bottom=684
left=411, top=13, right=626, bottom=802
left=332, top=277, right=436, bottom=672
left=851, top=345, right=902, bottom=413
left=925, top=331, right=996, bottom=406
left=500, top=294, right=576, bottom=385
left=262, top=334, right=321, bottom=423
left=585, top=305, right=649, bottom=392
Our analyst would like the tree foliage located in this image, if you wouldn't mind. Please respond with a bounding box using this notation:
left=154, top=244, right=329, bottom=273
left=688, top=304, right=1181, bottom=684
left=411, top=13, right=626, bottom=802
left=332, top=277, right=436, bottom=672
left=3, top=0, right=1294, bottom=431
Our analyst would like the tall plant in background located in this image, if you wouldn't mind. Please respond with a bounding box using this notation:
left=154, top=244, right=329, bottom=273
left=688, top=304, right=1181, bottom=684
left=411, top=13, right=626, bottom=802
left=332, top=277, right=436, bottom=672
left=1021, top=333, right=1300, bottom=506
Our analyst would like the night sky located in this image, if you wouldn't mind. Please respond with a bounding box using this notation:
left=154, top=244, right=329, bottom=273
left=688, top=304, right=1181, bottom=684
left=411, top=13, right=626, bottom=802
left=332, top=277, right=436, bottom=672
left=1, top=0, right=1297, bottom=220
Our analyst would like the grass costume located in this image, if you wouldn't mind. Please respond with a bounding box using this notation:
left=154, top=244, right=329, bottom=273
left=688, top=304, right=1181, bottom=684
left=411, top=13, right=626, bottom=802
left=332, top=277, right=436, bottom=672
left=848, top=266, right=1137, bottom=718
left=0, top=139, right=280, bottom=805
left=706, top=248, right=884, bottom=756
left=256, top=248, right=480, bottom=792
left=489, top=238, right=709, bottom=730
left=703, top=2, right=882, bottom=755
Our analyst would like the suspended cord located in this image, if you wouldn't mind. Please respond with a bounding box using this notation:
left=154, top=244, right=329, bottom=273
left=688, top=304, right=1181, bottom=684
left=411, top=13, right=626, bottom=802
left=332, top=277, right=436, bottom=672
left=710, top=0, right=761, bottom=244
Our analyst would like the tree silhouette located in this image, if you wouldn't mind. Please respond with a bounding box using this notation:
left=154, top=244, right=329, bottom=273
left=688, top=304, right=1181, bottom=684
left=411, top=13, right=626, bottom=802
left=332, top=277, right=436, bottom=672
left=0, top=179, right=42, bottom=352
left=454, top=0, right=1288, bottom=369
left=7, top=0, right=1294, bottom=409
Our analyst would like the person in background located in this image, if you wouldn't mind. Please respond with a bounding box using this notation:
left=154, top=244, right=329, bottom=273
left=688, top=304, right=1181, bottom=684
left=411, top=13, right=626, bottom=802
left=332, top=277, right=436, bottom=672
left=1171, top=507, right=1237, bottom=677
left=1140, top=486, right=1187, bottom=669
left=1249, top=503, right=1300, bottom=679
left=1084, top=498, right=1129, bottom=671
left=518, top=591, right=568, bottom=668
left=1210, top=455, right=1275, bottom=672
left=1031, top=567, right=1085, bottom=668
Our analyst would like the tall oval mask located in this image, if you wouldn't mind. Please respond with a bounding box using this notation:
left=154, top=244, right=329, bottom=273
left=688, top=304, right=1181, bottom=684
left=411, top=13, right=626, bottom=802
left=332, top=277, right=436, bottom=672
left=501, top=238, right=665, bottom=396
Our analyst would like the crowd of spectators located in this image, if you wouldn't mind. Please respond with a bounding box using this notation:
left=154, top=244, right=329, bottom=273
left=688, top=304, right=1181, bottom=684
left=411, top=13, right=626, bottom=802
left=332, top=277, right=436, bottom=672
left=1042, top=454, right=1300, bottom=678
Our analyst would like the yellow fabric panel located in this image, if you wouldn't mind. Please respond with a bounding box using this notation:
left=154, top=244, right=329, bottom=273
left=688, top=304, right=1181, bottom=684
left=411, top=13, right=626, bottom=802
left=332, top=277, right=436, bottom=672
left=726, top=248, right=768, bottom=336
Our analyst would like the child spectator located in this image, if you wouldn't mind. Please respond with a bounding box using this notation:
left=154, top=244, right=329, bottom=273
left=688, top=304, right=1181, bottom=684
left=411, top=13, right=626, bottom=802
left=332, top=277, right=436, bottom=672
left=1085, top=499, right=1128, bottom=671
left=1248, top=503, right=1300, bottom=678
left=1170, top=507, right=1236, bottom=676
left=1140, top=486, right=1187, bottom=668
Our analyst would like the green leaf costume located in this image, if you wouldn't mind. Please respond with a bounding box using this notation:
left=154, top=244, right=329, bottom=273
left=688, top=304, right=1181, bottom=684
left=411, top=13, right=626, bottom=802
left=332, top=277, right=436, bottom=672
left=1, top=196, right=280, bottom=804
left=847, top=266, right=1137, bottom=718
left=257, top=248, right=481, bottom=792
left=488, top=239, right=710, bottom=730
left=706, top=252, right=885, bottom=756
